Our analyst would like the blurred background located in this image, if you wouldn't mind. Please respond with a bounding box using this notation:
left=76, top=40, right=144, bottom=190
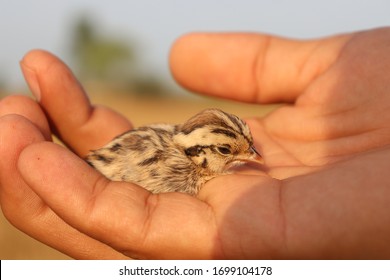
left=1, top=0, right=389, bottom=259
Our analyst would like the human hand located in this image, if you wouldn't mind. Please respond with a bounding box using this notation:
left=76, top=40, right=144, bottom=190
left=1, top=27, right=390, bottom=259
left=170, top=27, right=390, bottom=258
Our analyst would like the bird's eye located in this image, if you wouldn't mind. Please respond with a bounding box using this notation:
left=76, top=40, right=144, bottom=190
left=217, top=146, right=231, bottom=155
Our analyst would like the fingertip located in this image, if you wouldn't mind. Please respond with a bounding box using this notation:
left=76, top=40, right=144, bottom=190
left=0, top=95, right=51, bottom=140
left=21, top=49, right=62, bottom=71
left=169, top=32, right=212, bottom=90
left=20, top=50, right=64, bottom=101
left=17, top=142, right=58, bottom=184
left=18, top=141, right=94, bottom=181
left=17, top=141, right=103, bottom=204
left=0, top=114, right=46, bottom=149
left=169, top=32, right=205, bottom=61
left=170, top=32, right=264, bottom=102
left=18, top=49, right=133, bottom=158
left=20, top=49, right=85, bottom=105
left=169, top=32, right=201, bottom=55
left=0, top=114, right=47, bottom=182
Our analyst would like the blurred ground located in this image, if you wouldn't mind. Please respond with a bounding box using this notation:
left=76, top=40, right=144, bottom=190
left=0, top=91, right=277, bottom=259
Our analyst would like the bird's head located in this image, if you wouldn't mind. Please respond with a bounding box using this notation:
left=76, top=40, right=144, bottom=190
left=173, top=109, right=262, bottom=174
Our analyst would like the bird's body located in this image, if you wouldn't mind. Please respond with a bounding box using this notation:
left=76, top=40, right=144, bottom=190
left=86, top=109, right=261, bottom=195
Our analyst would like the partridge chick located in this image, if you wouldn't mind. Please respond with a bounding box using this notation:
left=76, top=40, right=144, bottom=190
left=86, top=108, right=261, bottom=195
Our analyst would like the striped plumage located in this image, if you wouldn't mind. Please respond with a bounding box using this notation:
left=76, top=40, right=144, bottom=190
left=86, top=109, right=261, bottom=195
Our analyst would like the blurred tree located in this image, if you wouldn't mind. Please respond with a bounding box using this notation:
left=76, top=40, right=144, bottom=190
left=71, top=16, right=169, bottom=96
left=72, top=17, right=135, bottom=83
left=0, top=75, right=6, bottom=96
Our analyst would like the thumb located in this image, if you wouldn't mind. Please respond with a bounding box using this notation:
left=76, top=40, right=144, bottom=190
left=169, top=32, right=351, bottom=103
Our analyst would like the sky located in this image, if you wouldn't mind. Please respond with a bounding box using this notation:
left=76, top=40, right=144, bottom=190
left=1, top=0, right=389, bottom=91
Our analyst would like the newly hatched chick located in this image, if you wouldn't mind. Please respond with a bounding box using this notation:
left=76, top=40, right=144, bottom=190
left=86, top=108, right=261, bottom=195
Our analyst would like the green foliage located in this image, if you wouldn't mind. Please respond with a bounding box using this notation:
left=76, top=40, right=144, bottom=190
left=72, top=17, right=135, bottom=82
left=0, top=76, right=6, bottom=95
left=70, top=16, right=171, bottom=96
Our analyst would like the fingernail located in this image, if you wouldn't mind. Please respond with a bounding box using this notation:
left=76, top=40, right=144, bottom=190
left=20, top=61, right=41, bottom=101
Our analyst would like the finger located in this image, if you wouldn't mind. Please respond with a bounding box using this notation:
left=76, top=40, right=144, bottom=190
left=0, top=115, right=128, bottom=259
left=170, top=32, right=352, bottom=103
left=18, top=142, right=219, bottom=259
left=20, top=50, right=133, bottom=157
left=0, top=95, right=51, bottom=140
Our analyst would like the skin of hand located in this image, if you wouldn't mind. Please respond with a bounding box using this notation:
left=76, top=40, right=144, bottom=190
left=1, top=27, right=390, bottom=259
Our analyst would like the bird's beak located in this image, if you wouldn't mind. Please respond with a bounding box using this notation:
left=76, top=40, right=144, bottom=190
left=225, top=146, right=263, bottom=170
left=224, top=147, right=263, bottom=172
left=249, top=146, right=263, bottom=164
left=250, top=146, right=261, bottom=158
